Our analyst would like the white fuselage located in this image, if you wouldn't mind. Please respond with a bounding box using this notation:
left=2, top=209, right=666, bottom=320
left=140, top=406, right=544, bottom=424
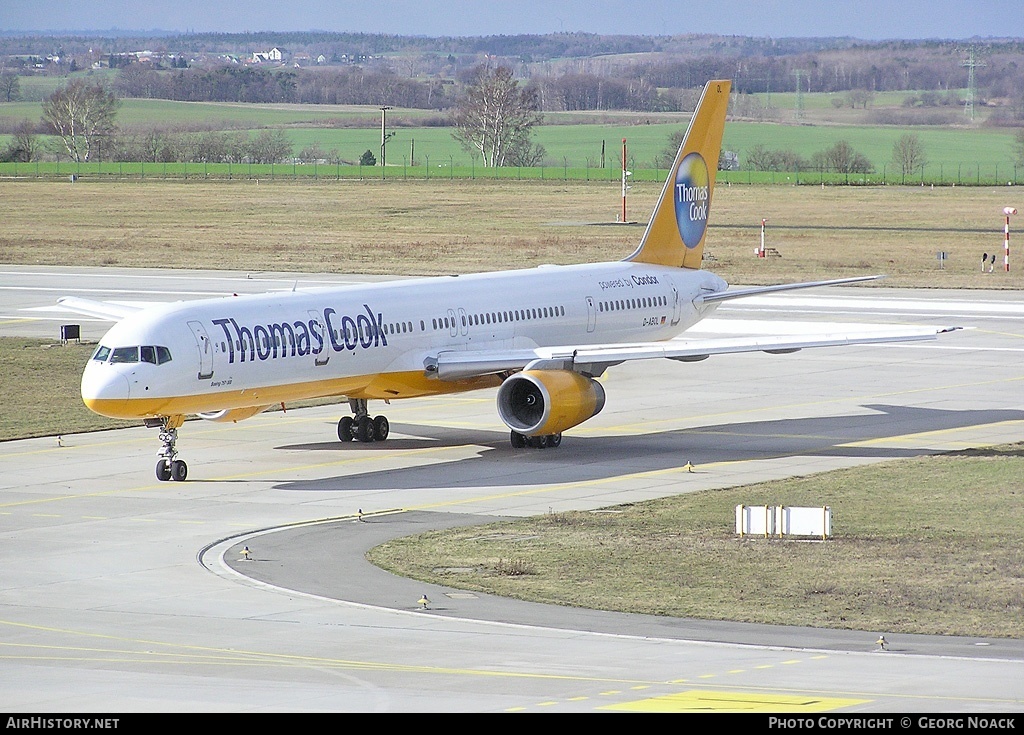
left=81, top=261, right=727, bottom=419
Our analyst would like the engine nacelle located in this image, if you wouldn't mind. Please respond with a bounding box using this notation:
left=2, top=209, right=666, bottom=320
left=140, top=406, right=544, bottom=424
left=497, top=370, right=605, bottom=437
left=198, top=405, right=272, bottom=423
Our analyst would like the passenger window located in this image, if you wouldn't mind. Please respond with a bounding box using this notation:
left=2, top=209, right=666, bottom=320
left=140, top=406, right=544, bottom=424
left=140, top=346, right=157, bottom=364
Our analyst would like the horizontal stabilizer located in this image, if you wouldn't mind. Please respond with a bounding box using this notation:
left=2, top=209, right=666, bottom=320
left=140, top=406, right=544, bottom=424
left=56, top=297, right=145, bottom=322
left=695, top=275, right=884, bottom=305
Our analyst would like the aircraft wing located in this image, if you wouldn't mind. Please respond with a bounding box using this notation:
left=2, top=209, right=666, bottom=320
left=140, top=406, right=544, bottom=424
left=427, top=326, right=959, bottom=381
left=55, top=297, right=147, bottom=322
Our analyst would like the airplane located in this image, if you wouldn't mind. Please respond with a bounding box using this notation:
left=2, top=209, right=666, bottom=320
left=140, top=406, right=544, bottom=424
left=59, top=79, right=956, bottom=482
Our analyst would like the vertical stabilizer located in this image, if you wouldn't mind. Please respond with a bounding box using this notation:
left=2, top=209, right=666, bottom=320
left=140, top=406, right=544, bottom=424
left=627, top=80, right=731, bottom=269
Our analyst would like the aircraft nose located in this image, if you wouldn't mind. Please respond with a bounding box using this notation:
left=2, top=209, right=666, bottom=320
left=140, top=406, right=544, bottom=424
left=81, top=364, right=133, bottom=418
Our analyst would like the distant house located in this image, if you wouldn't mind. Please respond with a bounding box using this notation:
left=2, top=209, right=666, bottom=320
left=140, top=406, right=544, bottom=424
left=252, top=47, right=287, bottom=64
left=719, top=151, right=740, bottom=171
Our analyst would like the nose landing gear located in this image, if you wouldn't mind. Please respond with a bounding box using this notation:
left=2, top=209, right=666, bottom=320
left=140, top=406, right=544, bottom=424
left=148, top=415, right=188, bottom=481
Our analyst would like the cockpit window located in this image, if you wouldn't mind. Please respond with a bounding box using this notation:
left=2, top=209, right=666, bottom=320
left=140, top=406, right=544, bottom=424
left=93, top=345, right=172, bottom=364
left=110, top=346, right=139, bottom=363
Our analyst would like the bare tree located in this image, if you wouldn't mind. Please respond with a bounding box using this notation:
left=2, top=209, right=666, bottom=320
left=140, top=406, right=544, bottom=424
left=813, top=140, right=873, bottom=174
left=247, top=129, right=292, bottom=164
left=506, top=135, right=546, bottom=167
left=451, top=66, right=542, bottom=167
left=892, top=133, right=927, bottom=182
left=8, top=120, right=40, bottom=162
left=1013, top=129, right=1024, bottom=168
left=745, top=143, right=776, bottom=171
left=845, top=88, right=875, bottom=109
left=41, top=80, right=120, bottom=162
left=743, top=143, right=807, bottom=172
left=0, top=71, right=20, bottom=103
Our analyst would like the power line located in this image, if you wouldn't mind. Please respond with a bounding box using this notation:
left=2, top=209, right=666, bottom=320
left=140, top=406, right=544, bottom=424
left=793, top=69, right=807, bottom=121
left=960, top=46, right=987, bottom=122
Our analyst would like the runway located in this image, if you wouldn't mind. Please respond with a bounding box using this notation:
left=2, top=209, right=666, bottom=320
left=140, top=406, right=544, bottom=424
left=2, top=265, right=1023, bottom=712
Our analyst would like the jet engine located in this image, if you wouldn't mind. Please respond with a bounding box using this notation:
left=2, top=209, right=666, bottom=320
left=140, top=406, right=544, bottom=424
left=496, top=370, right=605, bottom=437
left=198, top=405, right=272, bottom=423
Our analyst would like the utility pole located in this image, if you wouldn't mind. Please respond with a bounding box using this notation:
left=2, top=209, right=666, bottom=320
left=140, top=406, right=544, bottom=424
left=376, top=106, right=391, bottom=166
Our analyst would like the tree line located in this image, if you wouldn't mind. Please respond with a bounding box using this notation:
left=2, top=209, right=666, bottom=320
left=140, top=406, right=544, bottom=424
left=1, top=67, right=549, bottom=168
left=65, top=54, right=1024, bottom=120
left=4, top=32, right=1023, bottom=116
left=4, top=62, right=1024, bottom=175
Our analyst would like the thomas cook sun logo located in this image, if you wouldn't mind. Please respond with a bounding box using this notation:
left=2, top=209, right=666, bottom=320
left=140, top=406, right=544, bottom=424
left=674, top=153, right=710, bottom=249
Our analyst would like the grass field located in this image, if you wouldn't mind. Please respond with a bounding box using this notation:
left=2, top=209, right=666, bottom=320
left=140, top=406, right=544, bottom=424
left=1, top=94, right=1018, bottom=176
left=0, top=339, right=137, bottom=440
left=368, top=446, right=1024, bottom=638
left=1, top=179, right=1021, bottom=289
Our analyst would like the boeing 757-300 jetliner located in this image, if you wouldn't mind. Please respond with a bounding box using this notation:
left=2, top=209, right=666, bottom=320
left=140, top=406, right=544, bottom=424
left=60, top=80, right=956, bottom=481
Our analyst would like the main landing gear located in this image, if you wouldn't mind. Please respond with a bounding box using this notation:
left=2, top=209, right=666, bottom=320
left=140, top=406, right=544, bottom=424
left=337, top=399, right=390, bottom=443
left=509, top=430, right=562, bottom=449
left=147, top=415, right=188, bottom=482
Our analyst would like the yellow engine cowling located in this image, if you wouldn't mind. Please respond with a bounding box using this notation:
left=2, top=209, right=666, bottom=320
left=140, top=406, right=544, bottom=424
left=198, top=405, right=273, bottom=423
left=496, top=370, right=605, bottom=437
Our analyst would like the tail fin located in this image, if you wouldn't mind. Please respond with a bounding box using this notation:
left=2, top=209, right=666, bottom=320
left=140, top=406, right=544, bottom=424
left=627, top=79, right=731, bottom=269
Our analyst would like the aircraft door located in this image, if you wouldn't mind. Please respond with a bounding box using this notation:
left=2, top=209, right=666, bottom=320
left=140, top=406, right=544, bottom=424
left=586, top=297, right=597, bottom=333
left=457, top=307, right=469, bottom=336
left=447, top=308, right=458, bottom=338
left=308, top=310, right=330, bottom=366
left=670, top=284, right=681, bottom=326
left=187, top=320, right=214, bottom=380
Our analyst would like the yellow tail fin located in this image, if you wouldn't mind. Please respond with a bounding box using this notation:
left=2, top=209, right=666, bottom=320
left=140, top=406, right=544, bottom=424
left=627, top=80, right=731, bottom=269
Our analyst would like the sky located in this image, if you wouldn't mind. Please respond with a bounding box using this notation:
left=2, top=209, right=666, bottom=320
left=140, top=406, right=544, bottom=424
left=1, top=0, right=1022, bottom=40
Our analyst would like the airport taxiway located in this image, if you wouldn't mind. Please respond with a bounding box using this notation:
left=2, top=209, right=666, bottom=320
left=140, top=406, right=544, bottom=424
left=2, top=265, right=1023, bottom=712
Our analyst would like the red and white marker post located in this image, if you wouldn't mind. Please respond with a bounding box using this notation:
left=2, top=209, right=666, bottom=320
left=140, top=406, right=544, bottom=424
left=621, top=138, right=629, bottom=223
left=1003, top=207, right=1016, bottom=272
